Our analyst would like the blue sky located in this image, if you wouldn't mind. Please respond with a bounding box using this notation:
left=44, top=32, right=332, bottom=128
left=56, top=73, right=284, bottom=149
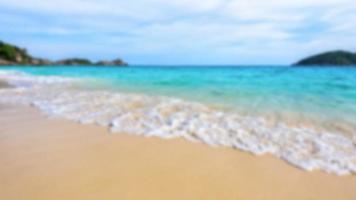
left=0, top=0, right=355, bottom=65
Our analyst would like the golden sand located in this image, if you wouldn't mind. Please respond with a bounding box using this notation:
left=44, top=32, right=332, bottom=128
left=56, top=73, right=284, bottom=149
left=0, top=104, right=355, bottom=200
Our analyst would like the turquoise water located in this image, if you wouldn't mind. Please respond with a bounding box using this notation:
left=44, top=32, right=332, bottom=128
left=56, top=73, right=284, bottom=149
left=2, top=66, right=356, bottom=128
left=1, top=65, right=356, bottom=174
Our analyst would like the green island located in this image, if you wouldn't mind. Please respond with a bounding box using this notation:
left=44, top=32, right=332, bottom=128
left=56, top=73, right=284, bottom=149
left=0, top=40, right=127, bottom=66
left=294, top=50, right=356, bottom=66
left=3, top=40, right=355, bottom=67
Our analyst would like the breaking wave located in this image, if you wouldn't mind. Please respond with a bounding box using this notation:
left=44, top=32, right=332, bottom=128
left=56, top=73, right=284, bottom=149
left=0, top=70, right=355, bottom=175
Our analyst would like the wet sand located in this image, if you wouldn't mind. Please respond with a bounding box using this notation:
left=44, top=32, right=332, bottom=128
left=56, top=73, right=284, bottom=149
left=0, top=104, right=355, bottom=200
left=0, top=79, right=11, bottom=88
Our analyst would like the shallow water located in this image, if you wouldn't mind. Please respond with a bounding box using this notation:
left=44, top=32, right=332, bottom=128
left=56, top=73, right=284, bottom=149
left=0, top=66, right=355, bottom=175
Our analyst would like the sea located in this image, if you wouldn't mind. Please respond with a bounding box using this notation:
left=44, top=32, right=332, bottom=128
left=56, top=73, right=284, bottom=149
left=0, top=65, right=355, bottom=175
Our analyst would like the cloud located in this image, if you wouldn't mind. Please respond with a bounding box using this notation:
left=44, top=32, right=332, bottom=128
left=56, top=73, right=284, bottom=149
left=0, top=0, right=355, bottom=64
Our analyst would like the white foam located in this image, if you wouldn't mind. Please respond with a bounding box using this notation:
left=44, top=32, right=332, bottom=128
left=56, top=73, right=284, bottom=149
left=0, top=70, right=355, bottom=175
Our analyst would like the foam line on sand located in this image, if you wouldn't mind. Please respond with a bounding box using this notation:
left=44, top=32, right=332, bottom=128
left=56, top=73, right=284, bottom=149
left=0, top=104, right=356, bottom=200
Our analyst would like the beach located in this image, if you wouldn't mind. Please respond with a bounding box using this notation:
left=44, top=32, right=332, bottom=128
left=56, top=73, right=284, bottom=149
left=1, top=0, right=356, bottom=198
left=1, top=68, right=356, bottom=175
left=1, top=103, right=356, bottom=200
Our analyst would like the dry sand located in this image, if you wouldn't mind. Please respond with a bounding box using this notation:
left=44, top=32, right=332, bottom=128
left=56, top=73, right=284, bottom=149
left=0, top=104, right=355, bottom=200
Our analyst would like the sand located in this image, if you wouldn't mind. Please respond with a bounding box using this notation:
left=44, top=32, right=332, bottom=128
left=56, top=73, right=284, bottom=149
left=0, top=79, right=11, bottom=89
left=0, top=104, right=355, bottom=200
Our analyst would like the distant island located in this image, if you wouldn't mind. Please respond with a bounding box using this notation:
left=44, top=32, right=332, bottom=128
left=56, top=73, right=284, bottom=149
left=0, top=41, right=127, bottom=66
left=294, top=50, right=356, bottom=66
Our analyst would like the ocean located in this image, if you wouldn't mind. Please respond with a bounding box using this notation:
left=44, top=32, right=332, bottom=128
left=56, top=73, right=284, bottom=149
left=0, top=66, right=355, bottom=175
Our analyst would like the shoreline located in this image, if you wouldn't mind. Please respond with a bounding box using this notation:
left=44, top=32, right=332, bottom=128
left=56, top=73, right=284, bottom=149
left=0, top=70, right=356, bottom=175
left=0, top=104, right=356, bottom=200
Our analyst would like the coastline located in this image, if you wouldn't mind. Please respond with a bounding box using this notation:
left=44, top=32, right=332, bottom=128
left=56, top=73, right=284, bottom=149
left=0, top=69, right=356, bottom=175
left=1, top=104, right=356, bottom=200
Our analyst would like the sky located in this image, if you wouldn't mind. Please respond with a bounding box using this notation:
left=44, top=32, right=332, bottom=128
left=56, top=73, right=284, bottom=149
left=0, top=0, right=355, bottom=65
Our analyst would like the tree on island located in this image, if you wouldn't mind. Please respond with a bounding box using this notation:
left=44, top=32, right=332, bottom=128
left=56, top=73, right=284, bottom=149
left=0, top=40, right=127, bottom=66
left=294, top=50, right=356, bottom=66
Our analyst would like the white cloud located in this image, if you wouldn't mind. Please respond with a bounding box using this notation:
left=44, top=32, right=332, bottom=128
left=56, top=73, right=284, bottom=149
left=0, top=0, right=355, bottom=64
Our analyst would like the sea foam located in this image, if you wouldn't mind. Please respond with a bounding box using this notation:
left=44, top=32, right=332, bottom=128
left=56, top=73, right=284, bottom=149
left=0, top=71, right=355, bottom=175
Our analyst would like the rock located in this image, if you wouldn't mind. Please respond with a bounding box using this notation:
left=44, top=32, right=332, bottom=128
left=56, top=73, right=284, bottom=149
left=30, top=58, right=51, bottom=66
left=55, top=58, right=93, bottom=66
left=96, top=58, right=128, bottom=66
left=0, top=58, right=11, bottom=65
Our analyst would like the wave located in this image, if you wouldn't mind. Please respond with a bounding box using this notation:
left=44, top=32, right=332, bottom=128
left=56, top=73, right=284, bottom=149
left=0, top=70, right=355, bottom=175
